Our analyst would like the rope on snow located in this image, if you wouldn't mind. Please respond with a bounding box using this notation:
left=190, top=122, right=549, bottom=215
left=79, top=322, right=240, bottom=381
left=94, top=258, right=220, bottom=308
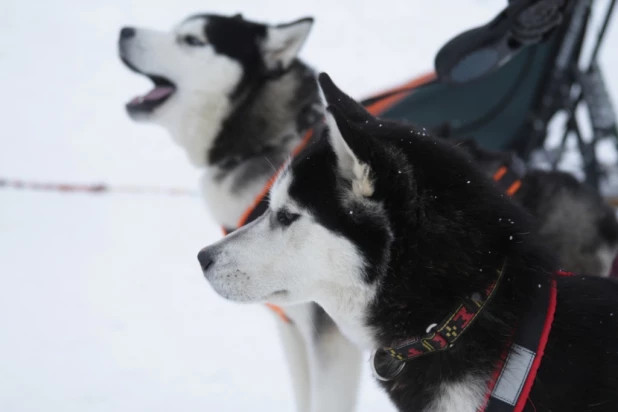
left=0, top=178, right=198, bottom=197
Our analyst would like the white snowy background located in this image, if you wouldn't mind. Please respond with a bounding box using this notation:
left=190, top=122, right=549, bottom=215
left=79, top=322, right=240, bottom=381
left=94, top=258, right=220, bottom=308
left=1, top=0, right=617, bottom=411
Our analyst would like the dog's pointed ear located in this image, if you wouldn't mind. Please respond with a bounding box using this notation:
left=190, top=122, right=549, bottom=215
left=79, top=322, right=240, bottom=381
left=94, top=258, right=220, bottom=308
left=319, top=72, right=376, bottom=197
left=262, top=17, right=313, bottom=72
left=318, top=72, right=372, bottom=123
left=326, top=105, right=375, bottom=198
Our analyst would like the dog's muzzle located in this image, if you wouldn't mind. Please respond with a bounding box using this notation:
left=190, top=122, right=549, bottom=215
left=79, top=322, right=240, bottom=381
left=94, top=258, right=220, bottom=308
left=117, top=28, right=177, bottom=116
left=197, top=247, right=215, bottom=273
left=120, top=27, right=136, bottom=40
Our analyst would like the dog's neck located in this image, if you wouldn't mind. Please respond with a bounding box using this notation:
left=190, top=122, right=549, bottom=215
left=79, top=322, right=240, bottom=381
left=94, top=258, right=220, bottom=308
left=174, top=60, right=322, bottom=228
left=371, top=263, right=542, bottom=412
left=338, top=135, right=554, bottom=412
left=207, top=60, right=322, bottom=170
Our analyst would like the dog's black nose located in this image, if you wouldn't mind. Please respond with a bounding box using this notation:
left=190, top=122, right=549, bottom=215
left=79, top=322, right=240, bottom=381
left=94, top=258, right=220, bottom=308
left=197, top=249, right=214, bottom=272
left=120, top=27, right=136, bottom=40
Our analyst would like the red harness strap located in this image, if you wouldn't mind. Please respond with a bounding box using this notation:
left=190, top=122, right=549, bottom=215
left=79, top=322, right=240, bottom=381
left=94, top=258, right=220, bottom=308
left=374, top=267, right=563, bottom=411
left=479, top=272, right=562, bottom=412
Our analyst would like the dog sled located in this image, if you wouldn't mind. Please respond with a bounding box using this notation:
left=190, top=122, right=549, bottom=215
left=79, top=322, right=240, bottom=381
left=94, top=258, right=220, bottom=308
left=362, top=0, right=617, bottom=202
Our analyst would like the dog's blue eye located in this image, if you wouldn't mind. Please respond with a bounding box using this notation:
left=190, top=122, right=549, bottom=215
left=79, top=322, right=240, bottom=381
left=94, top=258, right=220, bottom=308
left=277, top=210, right=300, bottom=227
left=183, top=35, right=205, bottom=47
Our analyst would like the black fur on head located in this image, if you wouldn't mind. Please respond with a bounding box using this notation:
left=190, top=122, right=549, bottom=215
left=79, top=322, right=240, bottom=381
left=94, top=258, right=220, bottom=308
left=186, top=14, right=267, bottom=81
left=185, top=14, right=314, bottom=95
left=187, top=13, right=319, bottom=172
left=286, top=73, right=557, bottom=410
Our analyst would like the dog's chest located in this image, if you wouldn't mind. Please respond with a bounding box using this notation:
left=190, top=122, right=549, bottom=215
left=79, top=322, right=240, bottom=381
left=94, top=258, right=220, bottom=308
left=425, top=377, right=487, bottom=412
left=387, top=375, right=488, bottom=412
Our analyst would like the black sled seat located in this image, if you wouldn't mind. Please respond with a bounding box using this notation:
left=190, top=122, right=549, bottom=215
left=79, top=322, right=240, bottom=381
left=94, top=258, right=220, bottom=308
left=362, top=0, right=617, bottom=191
left=367, top=38, right=555, bottom=152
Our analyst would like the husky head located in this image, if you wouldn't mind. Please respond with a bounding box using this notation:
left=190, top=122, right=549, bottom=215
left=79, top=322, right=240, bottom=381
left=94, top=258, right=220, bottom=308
left=198, top=73, right=536, bottom=348
left=118, top=13, right=313, bottom=165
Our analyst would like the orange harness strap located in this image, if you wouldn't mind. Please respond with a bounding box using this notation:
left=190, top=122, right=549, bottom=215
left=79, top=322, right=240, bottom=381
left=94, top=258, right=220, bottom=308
left=235, top=129, right=314, bottom=229
left=265, top=303, right=292, bottom=323
left=492, top=166, right=522, bottom=196
left=220, top=129, right=315, bottom=324
left=364, top=72, right=436, bottom=116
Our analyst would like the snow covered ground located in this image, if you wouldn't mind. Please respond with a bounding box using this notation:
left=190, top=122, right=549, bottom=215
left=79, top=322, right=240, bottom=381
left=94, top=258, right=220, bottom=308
left=1, top=0, right=617, bottom=411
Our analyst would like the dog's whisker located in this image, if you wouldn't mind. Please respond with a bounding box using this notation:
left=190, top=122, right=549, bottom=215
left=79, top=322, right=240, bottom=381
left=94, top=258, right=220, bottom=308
left=263, top=156, right=277, bottom=174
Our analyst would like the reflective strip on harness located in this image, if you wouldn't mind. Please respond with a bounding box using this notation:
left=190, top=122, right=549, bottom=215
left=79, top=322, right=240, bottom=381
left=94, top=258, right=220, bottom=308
left=480, top=271, right=558, bottom=412
left=492, top=344, right=536, bottom=406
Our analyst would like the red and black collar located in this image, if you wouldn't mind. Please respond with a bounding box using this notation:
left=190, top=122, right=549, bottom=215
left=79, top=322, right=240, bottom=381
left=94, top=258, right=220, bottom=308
left=372, top=264, right=563, bottom=412
left=371, top=262, right=508, bottom=381
left=382, top=263, right=507, bottom=365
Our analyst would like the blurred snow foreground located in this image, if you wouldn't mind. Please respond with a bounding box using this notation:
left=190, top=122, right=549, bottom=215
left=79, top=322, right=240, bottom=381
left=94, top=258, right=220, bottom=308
left=1, top=0, right=617, bottom=411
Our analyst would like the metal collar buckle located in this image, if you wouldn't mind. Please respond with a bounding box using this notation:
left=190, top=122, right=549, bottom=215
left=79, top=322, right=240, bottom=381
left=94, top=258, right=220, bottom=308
left=370, top=348, right=406, bottom=382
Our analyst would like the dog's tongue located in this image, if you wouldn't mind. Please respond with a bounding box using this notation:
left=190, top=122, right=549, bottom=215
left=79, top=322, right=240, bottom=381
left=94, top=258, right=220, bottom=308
left=130, top=86, right=174, bottom=104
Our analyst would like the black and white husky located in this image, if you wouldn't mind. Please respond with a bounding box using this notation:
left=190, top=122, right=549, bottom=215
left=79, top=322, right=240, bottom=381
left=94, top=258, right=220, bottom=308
left=118, top=14, right=361, bottom=412
left=451, top=138, right=618, bottom=277
left=198, top=73, right=618, bottom=412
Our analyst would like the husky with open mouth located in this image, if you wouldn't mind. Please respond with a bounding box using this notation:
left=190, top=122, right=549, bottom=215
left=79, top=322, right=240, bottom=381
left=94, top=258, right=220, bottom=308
left=118, top=14, right=361, bottom=412
left=198, top=73, right=618, bottom=412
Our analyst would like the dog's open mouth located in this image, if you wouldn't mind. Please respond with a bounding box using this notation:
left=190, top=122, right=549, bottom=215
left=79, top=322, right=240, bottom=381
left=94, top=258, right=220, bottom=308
left=126, top=75, right=176, bottom=114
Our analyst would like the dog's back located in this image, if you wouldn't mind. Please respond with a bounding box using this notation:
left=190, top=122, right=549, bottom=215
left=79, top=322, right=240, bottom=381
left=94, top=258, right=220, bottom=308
left=453, top=138, right=618, bottom=276
left=518, top=170, right=618, bottom=275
